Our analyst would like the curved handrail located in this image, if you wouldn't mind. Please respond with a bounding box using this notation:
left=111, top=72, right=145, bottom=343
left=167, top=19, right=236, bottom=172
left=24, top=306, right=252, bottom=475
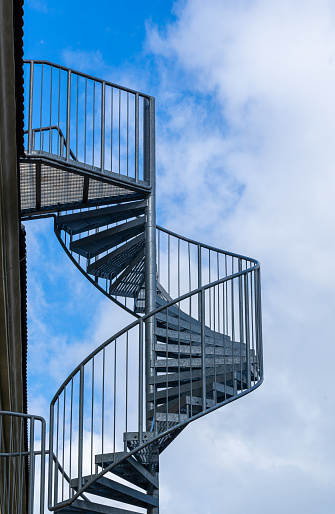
left=156, top=225, right=258, bottom=306
left=48, top=254, right=263, bottom=510
left=157, top=225, right=259, bottom=265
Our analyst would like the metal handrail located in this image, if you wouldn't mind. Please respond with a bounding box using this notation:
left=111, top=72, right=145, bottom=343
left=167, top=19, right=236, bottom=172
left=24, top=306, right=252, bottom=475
left=24, top=125, right=77, bottom=161
left=23, top=60, right=151, bottom=99
left=157, top=225, right=259, bottom=265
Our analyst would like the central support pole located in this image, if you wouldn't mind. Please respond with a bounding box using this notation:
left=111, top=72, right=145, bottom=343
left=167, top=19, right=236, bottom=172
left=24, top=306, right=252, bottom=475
left=143, top=96, right=157, bottom=425
left=143, top=95, right=158, bottom=513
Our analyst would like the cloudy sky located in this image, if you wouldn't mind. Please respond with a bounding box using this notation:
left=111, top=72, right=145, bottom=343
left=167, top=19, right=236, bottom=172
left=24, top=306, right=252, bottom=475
left=24, top=1, right=335, bottom=512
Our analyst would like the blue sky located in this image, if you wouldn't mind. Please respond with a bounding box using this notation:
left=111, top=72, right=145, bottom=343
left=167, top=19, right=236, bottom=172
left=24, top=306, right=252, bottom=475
left=24, top=1, right=335, bottom=512
left=24, top=0, right=176, bottom=67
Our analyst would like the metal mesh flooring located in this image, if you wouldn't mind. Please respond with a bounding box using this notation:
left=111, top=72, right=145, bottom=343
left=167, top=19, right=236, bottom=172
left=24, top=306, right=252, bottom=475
left=20, top=160, right=136, bottom=213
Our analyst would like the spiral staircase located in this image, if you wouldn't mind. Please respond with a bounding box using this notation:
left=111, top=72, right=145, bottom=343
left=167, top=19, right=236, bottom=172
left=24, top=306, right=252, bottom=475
left=11, top=60, right=263, bottom=513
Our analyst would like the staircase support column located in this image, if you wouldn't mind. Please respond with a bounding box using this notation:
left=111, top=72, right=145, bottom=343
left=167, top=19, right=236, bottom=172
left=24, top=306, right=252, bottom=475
left=147, top=469, right=159, bottom=514
left=144, top=97, right=157, bottom=439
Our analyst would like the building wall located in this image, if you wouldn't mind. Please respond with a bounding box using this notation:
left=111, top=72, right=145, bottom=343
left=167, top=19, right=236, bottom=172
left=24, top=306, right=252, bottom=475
left=0, top=1, right=27, bottom=511
left=0, top=0, right=25, bottom=416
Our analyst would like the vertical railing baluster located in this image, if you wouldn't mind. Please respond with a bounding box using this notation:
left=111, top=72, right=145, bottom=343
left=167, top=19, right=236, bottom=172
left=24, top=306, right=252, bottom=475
left=40, top=417, right=46, bottom=514
left=157, top=229, right=160, bottom=283
left=54, top=399, right=59, bottom=505
left=28, top=61, right=34, bottom=154
left=125, top=332, right=129, bottom=439
left=238, top=258, right=244, bottom=344
left=49, top=66, right=53, bottom=153
left=62, top=390, right=66, bottom=501
left=101, top=81, right=105, bottom=172
left=250, top=271, right=255, bottom=385
left=245, top=273, right=251, bottom=389
left=111, top=87, right=113, bottom=172
left=48, top=404, right=54, bottom=509
left=78, top=365, right=84, bottom=489
left=57, top=68, right=61, bottom=157
left=28, top=418, right=35, bottom=514
left=135, top=93, right=139, bottom=182
left=76, top=75, right=79, bottom=161
left=119, top=89, right=121, bottom=173
left=102, top=347, right=105, bottom=467
left=69, top=379, right=73, bottom=497
left=93, top=81, right=95, bottom=167
left=66, top=70, right=71, bottom=161
left=113, top=339, right=117, bottom=455
left=178, top=238, right=180, bottom=298
left=198, top=244, right=202, bottom=319
left=168, top=234, right=170, bottom=295
left=84, top=78, right=87, bottom=165
left=91, top=358, right=94, bottom=478
left=127, top=92, right=129, bottom=176
left=256, top=268, right=263, bottom=379
left=201, top=289, right=206, bottom=412
left=40, top=64, right=43, bottom=152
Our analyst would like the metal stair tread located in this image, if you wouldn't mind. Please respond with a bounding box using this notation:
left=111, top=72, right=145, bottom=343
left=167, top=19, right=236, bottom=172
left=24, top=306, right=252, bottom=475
left=87, top=233, right=145, bottom=278
left=109, top=251, right=144, bottom=297
left=154, top=412, right=188, bottom=423
left=56, top=199, right=147, bottom=235
left=150, top=365, right=257, bottom=386
left=148, top=394, right=216, bottom=419
left=149, top=378, right=235, bottom=403
left=71, top=474, right=158, bottom=509
left=155, top=326, right=242, bottom=347
left=152, top=355, right=248, bottom=370
left=155, top=341, right=255, bottom=358
left=59, top=498, right=143, bottom=513
left=95, top=451, right=159, bottom=490
left=154, top=309, right=231, bottom=342
left=70, top=217, right=146, bottom=258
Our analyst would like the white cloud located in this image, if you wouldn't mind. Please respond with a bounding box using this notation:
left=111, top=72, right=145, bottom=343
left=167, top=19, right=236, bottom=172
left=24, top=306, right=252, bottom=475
left=143, top=0, right=335, bottom=512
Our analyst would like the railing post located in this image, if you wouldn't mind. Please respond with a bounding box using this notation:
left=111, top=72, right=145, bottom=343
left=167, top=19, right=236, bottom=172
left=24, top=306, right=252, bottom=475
left=135, top=93, right=139, bottom=182
left=244, top=273, right=251, bottom=389
left=39, top=417, right=46, bottom=514
left=28, top=418, right=35, bottom=514
left=101, top=81, right=106, bottom=172
left=28, top=61, right=34, bottom=154
left=256, top=268, right=263, bottom=379
left=66, top=70, right=71, bottom=161
left=238, top=258, right=244, bottom=344
left=48, top=404, right=54, bottom=509
left=198, top=244, right=202, bottom=320
left=201, top=289, right=206, bottom=411
left=78, top=365, right=84, bottom=489
left=144, top=96, right=157, bottom=430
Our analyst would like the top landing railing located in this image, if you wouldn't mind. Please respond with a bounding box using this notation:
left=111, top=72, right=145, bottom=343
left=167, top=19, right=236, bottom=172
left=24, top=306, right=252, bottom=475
left=23, top=60, right=154, bottom=185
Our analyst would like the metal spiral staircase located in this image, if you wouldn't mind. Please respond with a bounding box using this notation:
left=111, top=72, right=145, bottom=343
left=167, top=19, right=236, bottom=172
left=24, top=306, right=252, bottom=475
left=1, top=60, right=263, bottom=513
